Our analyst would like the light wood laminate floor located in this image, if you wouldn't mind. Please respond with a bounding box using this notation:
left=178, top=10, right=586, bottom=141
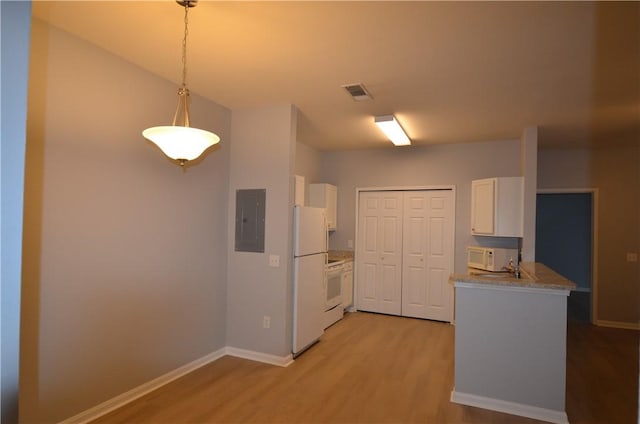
left=93, top=312, right=638, bottom=423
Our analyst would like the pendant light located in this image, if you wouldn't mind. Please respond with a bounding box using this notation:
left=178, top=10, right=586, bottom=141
left=143, top=0, right=220, bottom=167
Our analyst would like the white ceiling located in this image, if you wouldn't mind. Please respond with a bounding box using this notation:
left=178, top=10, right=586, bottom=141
left=32, top=1, right=639, bottom=151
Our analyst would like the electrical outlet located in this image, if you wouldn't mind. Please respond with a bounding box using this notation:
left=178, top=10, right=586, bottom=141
left=263, top=316, right=271, bottom=329
left=626, top=252, right=638, bottom=263
left=347, top=239, right=354, bottom=249
left=269, top=255, right=280, bottom=267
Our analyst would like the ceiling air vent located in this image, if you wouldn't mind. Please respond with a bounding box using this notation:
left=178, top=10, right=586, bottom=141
left=342, top=83, right=373, bottom=101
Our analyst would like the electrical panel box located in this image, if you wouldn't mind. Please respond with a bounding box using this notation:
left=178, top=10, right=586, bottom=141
left=235, top=189, right=266, bottom=252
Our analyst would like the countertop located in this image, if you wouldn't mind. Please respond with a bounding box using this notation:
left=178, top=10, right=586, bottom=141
left=449, top=262, right=576, bottom=291
left=328, top=250, right=354, bottom=262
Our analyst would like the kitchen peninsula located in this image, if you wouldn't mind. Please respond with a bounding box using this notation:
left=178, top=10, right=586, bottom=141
left=449, top=263, right=576, bottom=424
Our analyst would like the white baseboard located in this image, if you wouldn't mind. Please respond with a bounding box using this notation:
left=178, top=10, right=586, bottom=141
left=60, top=348, right=226, bottom=424
left=59, top=345, right=294, bottom=423
left=596, top=320, right=640, bottom=330
left=450, top=390, right=568, bottom=424
left=225, top=346, right=294, bottom=367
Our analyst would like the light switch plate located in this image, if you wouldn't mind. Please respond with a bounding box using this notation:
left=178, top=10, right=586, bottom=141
left=626, top=252, right=638, bottom=262
left=269, top=254, right=280, bottom=267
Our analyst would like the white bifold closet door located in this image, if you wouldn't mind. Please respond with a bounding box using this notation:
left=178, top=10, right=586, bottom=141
left=357, top=191, right=403, bottom=315
left=357, top=190, right=454, bottom=322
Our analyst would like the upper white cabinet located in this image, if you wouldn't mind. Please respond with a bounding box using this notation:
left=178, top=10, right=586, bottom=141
left=293, top=175, right=305, bottom=206
left=309, top=183, right=337, bottom=231
left=471, top=177, right=523, bottom=237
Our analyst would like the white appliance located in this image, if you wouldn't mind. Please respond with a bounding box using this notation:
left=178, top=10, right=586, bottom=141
left=467, top=246, right=517, bottom=272
left=324, top=260, right=345, bottom=329
left=293, top=206, right=328, bottom=356
left=325, top=261, right=344, bottom=310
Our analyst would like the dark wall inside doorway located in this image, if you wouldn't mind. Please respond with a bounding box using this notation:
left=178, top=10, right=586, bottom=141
left=536, top=193, right=592, bottom=291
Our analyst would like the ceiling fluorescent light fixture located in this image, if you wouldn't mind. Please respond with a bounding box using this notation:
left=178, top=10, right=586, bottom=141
left=374, top=115, right=411, bottom=146
left=143, top=0, right=220, bottom=167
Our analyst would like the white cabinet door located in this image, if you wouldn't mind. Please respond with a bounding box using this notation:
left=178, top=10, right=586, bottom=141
left=357, top=192, right=403, bottom=315
left=309, top=183, right=338, bottom=231
left=294, top=175, right=305, bottom=206
left=293, top=254, right=325, bottom=355
left=402, top=191, right=454, bottom=321
left=471, top=177, right=523, bottom=237
left=471, top=178, right=495, bottom=235
left=326, top=184, right=337, bottom=230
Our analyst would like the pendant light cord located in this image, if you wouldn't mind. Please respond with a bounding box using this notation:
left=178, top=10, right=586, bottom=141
left=181, top=4, right=189, bottom=88
left=173, top=3, right=191, bottom=128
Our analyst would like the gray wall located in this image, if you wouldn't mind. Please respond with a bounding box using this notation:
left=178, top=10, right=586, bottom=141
left=226, top=105, right=296, bottom=357
left=538, top=144, right=640, bottom=325
left=21, top=20, right=231, bottom=422
left=319, top=140, right=522, bottom=272
left=1, top=2, right=31, bottom=423
left=520, top=127, right=538, bottom=262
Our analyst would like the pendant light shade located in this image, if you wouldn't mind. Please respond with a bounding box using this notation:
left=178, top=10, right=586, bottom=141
left=143, top=126, right=219, bottom=163
left=143, top=0, right=220, bottom=166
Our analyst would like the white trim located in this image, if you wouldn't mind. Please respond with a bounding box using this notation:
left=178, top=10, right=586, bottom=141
left=450, top=390, right=569, bottom=424
left=59, top=346, right=295, bottom=423
left=537, top=188, right=595, bottom=194
left=449, top=186, right=457, bottom=323
left=357, top=185, right=455, bottom=192
left=536, top=188, right=599, bottom=324
left=591, top=189, right=599, bottom=324
left=225, top=346, right=294, bottom=367
left=59, top=348, right=227, bottom=424
left=454, top=281, right=571, bottom=297
left=596, top=320, right=640, bottom=331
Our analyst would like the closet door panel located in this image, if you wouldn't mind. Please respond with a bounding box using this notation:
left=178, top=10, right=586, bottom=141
left=402, top=192, right=429, bottom=319
left=422, top=192, right=454, bottom=321
left=357, top=192, right=402, bottom=314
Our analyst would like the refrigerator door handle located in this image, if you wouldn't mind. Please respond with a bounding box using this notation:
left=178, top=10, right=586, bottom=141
left=325, top=215, right=329, bottom=253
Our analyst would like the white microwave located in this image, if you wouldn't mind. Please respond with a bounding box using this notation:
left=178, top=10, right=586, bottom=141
left=467, top=246, right=517, bottom=272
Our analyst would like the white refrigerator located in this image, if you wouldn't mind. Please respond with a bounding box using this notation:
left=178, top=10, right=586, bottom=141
left=293, top=206, right=327, bottom=356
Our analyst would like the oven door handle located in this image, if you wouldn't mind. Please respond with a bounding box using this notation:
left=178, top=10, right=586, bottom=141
left=326, top=267, right=343, bottom=278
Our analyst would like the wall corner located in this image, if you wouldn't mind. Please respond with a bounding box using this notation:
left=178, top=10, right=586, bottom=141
left=520, top=127, right=538, bottom=262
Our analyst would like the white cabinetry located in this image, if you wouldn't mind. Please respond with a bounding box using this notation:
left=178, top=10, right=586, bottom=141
left=293, top=175, right=305, bottom=206
left=471, top=177, right=523, bottom=237
left=341, top=261, right=353, bottom=309
left=309, top=183, right=337, bottom=231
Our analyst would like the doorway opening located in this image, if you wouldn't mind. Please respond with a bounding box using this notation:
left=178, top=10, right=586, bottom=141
left=535, top=190, right=598, bottom=323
